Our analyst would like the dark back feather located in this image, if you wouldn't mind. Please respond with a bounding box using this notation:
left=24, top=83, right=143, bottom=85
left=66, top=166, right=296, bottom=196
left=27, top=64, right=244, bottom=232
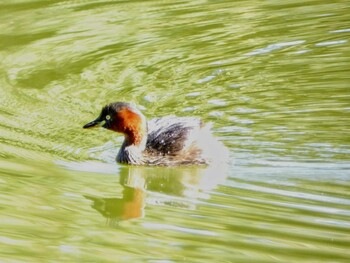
left=146, top=116, right=202, bottom=155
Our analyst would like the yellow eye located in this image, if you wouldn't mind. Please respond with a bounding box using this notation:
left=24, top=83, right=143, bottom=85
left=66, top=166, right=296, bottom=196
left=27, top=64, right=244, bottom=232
left=106, top=115, right=111, bottom=120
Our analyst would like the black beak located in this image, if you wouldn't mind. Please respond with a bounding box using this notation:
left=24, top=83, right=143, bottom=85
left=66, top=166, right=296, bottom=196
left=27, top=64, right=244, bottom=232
left=83, top=118, right=103, bottom=129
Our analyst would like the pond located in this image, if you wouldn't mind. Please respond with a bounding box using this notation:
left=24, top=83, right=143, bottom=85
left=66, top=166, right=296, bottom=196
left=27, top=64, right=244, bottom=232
left=0, top=0, right=350, bottom=262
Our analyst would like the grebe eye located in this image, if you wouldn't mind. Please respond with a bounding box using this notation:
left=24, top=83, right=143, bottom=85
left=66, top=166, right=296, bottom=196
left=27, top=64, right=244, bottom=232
left=106, top=115, right=111, bottom=120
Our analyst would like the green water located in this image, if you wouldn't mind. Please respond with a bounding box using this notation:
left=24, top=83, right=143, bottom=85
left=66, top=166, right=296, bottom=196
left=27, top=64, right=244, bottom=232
left=1, top=0, right=350, bottom=262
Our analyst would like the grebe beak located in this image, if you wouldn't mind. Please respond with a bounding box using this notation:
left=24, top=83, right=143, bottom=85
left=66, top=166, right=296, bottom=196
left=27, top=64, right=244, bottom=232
left=83, top=118, right=105, bottom=129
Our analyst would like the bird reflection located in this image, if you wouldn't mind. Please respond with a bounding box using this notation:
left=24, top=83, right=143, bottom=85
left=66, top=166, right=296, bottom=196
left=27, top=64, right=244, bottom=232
left=84, top=163, right=227, bottom=226
left=84, top=186, right=145, bottom=226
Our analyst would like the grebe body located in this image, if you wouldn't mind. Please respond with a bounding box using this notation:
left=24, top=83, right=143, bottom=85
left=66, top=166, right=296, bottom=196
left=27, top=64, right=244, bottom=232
left=83, top=102, right=228, bottom=166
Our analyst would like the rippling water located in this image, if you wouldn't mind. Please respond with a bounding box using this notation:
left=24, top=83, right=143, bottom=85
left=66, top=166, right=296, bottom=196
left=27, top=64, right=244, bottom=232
left=1, top=0, right=350, bottom=262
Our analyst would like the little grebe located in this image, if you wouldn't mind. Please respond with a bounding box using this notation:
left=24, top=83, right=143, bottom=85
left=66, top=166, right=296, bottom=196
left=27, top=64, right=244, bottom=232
left=83, top=102, right=228, bottom=166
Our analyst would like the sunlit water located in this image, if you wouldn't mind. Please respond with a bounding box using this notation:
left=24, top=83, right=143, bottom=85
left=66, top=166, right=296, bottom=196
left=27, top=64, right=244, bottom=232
left=1, top=0, right=350, bottom=262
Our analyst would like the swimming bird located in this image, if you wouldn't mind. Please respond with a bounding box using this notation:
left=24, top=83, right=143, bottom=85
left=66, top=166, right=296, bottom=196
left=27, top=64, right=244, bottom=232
left=83, top=102, right=228, bottom=166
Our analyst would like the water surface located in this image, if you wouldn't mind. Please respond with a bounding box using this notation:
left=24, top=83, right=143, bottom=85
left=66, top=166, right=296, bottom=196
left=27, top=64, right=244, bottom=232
left=1, top=0, right=350, bottom=262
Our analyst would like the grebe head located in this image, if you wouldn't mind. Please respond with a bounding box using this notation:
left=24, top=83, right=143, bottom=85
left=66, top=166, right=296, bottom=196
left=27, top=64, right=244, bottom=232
left=83, top=102, right=147, bottom=146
